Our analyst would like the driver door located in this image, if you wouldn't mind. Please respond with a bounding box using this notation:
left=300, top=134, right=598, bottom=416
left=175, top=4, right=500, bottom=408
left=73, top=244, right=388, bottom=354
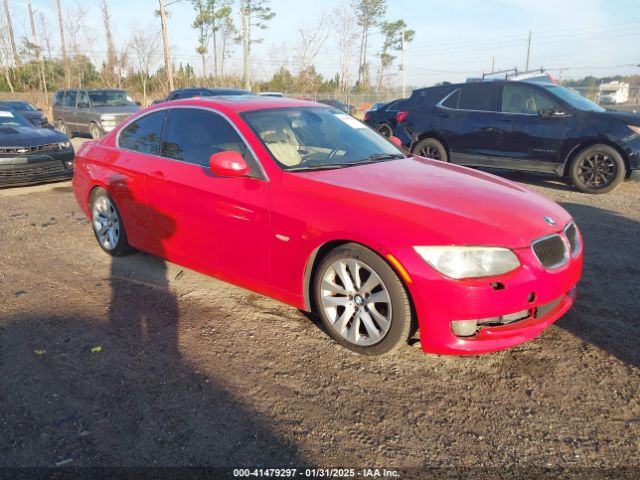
left=494, top=83, right=572, bottom=172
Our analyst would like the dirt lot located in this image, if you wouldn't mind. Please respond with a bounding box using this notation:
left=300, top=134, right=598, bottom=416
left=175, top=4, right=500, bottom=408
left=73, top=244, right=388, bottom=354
left=1, top=140, right=639, bottom=476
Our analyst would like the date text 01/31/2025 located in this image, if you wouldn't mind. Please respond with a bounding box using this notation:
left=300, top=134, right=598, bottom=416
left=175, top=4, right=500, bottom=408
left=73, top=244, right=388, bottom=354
left=232, top=468, right=401, bottom=478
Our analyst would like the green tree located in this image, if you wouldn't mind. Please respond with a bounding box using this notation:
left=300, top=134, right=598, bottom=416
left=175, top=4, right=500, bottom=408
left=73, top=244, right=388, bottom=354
left=239, top=0, right=275, bottom=89
left=377, top=20, right=414, bottom=91
left=352, top=0, right=387, bottom=88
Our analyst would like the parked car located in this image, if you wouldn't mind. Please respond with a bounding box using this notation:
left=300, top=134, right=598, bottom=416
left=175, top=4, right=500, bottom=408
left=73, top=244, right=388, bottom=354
left=73, top=97, right=582, bottom=356
left=364, top=99, right=407, bottom=137
left=318, top=99, right=357, bottom=115
left=154, top=87, right=253, bottom=104
left=396, top=80, right=640, bottom=193
left=0, top=100, right=50, bottom=128
left=0, top=108, right=74, bottom=187
left=53, top=89, right=140, bottom=140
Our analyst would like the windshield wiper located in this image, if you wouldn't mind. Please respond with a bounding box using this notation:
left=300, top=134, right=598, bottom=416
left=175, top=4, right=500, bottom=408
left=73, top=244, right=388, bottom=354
left=286, top=162, right=350, bottom=172
left=286, top=153, right=406, bottom=172
left=342, top=153, right=406, bottom=166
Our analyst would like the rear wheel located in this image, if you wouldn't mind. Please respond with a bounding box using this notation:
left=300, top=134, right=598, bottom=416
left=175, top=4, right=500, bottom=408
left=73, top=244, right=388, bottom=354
left=57, top=120, right=72, bottom=138
left=376, top=123, right=393, bottom=138
left=569, top=144, right=625, bottom=194
left=413, top=137, right=448, bottom=162
left=313, top=243, right=413, bottom=355
left=90, top=188, right=132, bottom=256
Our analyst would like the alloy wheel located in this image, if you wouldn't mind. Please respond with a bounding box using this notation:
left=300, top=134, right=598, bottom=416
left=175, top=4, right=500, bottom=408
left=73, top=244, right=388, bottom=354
left=92, top=196, right=121, bottom=251
left=320, top=259, right=392, bottom=346
left=577, top=152, right=616, bottom=188
left=419, top=145, right=441, bottom=160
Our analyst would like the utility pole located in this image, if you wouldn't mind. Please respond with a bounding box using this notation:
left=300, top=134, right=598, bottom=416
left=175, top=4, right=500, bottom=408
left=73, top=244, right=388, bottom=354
left=27, top=0, right=47, bottom=98
left=55, top=0, right=69, bottom=87
left=159, top=0, right=175, bottom=92
left=400, top=28, right=406, bottom=98
left=525, top=30, right=531, bottom=71
left=241, top=0, right=250, bottom=90
left=491, top=56, right=495, bottom=73
left=3, top=0, right=20, bottom=65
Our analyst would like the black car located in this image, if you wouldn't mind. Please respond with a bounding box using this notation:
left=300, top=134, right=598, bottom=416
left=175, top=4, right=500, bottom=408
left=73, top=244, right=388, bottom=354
left=0, top=100, right=50, bottom=128
left=364, top=98, right=407, bottom=137
left=396, top=80, right=640, bottom=193
left=154, top=87, right=253, bottom=104
left=0, top=109, right=74, bottom=187
left=318, top=99, right=357, bottom=116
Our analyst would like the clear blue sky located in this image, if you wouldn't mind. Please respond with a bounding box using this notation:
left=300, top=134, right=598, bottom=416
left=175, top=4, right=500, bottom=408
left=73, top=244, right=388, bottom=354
left=11, top=0, right=640, bottom=87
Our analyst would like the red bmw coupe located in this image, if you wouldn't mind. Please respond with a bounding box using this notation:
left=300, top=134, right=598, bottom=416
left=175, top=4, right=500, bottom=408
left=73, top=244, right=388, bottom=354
left=73, top=96, right=583, bottom=356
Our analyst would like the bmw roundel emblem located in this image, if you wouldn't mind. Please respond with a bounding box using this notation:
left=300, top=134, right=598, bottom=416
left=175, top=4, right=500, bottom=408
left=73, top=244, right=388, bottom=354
left=543, top=216, right=556, bottom=226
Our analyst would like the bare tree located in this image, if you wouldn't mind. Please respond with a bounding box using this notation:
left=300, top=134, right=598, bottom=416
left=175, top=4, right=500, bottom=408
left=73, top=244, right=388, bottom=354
left=129, top=26, right=161, bottom=105
left=331, top=3, right=359, bottom=92
left=55, top=0, right=69, bottom=87
left=2, top=0, right=20, bottom=65
left=64, top=4, right=89, bottom=87
left=101, top=0, right=118, bottom=86
left=295, top=14, right=328, bottom=92
left=0, top=15, right=15, bottom=91
left=218, top=13, right=238, bottom=77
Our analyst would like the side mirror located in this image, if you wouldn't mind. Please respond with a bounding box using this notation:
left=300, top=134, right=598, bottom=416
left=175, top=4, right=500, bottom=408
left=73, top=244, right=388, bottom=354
left=389, top=136, right=402, bottom=147
left=209, top=151, right=250, bottom=177
left=135, top=101, right=141, bottom=107
left=37, top=108, right=42, bottom=112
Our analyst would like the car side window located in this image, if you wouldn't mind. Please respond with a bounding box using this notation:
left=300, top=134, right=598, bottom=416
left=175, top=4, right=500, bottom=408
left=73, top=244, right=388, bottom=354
left=161, top=108, right=250, bottom=168
left=54, top=91, right=64, bottom=107
left=441, top=89, right=460, bottom=109
left=119, top=111, right=166, bottom=155
left=458, top=84, right=496, bottom=111
left=63, top=91, right=77, bottom=107
left=77, top=91, right=90, bottom=107
left=501, top=84, right=558, bottom=114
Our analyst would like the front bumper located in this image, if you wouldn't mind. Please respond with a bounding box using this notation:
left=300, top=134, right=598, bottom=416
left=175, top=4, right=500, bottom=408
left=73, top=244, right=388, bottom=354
left=0, top=149, right=75, bottom=187
left=396, top=237, right=583, bottom=355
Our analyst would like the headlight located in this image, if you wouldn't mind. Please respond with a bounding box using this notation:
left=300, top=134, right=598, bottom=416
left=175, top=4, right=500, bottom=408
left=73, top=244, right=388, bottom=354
left=58, top=140, right=71, bottom=149
left=414, top=246, right=520, bottom=279
left=628, top=125, right=640, bottom=135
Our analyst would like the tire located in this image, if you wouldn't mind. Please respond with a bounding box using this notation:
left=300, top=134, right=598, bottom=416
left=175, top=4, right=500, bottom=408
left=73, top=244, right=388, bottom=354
left=412, top=137, right=448, bottom=162
left=90, top=123, right=103, bottom=140
left=313, top=243, right=413, bottom=355
left=90, top=188, right=132, bottom=257
left=569, top=144, right=626, bottom=194
left=377, top=123, right=393, bottom=138
left=57, top=120, right=72, bottom=138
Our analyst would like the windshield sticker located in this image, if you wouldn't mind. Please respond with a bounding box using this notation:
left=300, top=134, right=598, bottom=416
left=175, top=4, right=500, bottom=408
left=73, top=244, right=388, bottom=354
left=0, top=111, right=15, bottom=117
left=334, top=113, right=366, bottom=129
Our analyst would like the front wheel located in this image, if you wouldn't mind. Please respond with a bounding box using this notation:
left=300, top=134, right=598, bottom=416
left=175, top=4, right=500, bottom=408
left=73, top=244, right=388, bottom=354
left=569, top=144, right=626, bottom=194
left=313, top=243, right=413, bottom=355
left=90, top=188, right=132, bottom=256
left=90, top=123, right=104, bottom=140
left=377, top=123, right=393, bottom=138
left=57, top=120, right=72, bottom=138
left=412, top=137, right=448, bottom=162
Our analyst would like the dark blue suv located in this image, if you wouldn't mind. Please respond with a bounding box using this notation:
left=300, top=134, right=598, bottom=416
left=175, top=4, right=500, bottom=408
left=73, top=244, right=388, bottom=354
left=396, top=80, right=640, bottom=193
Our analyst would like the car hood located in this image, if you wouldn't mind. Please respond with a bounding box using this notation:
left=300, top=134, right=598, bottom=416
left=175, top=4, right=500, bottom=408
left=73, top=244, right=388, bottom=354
left=594, top=109, right=640, bottom=125
left=91, top=105, right=140, bottom=115
left=290, top=157, right=573, bottom=248
left=0, top=126, right=66, bottom=146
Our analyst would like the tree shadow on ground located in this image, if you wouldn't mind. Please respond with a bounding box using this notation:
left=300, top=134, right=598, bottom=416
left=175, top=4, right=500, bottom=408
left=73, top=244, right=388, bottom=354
left=555, top=201, right=640, bottom=369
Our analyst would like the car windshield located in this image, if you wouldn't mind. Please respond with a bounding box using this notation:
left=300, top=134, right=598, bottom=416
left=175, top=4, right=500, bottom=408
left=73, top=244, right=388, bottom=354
left=0, top=101, right=37, bottom=111
left=242, top=107, right=405, bottom=171
left=544, top=85, right=605, bottom=112
left=88, top=90, right=135, bottom=107
left=0, top=110, right=32, bottom=127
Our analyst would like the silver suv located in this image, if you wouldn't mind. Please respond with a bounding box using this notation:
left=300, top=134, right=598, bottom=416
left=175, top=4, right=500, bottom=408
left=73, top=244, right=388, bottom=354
left=52, top=89, right=140, bottom=139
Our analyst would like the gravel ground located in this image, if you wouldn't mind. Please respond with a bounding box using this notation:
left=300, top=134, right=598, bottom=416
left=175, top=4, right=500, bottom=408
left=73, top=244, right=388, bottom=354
left=1, top=145, right=639, bottom=476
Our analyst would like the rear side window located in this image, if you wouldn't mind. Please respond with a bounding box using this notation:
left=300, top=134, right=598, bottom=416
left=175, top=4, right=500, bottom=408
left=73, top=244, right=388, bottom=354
left=119, top=111, right=166, bottom=155
left=161, top=108, right=248, bottom=167
left=441, top=89, right=460, bottom=109
left=457, top=84, right=496, bottom=111
left=54, top=91, right=64, bottom=107
left=63, top=91, right=77, bottom=107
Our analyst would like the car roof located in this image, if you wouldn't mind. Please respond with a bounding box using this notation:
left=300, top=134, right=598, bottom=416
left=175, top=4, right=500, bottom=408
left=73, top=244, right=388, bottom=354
left=146, top=96, right=331, bottom=113
left=171, top=87, right=251, bottom=94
